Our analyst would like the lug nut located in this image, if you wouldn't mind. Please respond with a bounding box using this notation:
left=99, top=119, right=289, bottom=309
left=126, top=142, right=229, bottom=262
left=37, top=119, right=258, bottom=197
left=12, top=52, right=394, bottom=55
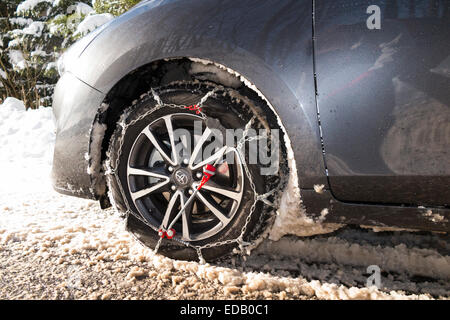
left=183, top=158, right=189, bottom=165
left=188, top=189, right=193, bottom=195
left=168, top=166, right=174, bottom=172
left=196, top=172, right=202, bottom=179
left=171, top=185, right=176, bottom=191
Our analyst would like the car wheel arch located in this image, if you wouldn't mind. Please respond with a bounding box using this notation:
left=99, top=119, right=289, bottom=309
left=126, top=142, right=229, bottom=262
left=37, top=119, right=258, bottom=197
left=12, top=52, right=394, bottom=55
left=86, top=57, right=321, bottom=215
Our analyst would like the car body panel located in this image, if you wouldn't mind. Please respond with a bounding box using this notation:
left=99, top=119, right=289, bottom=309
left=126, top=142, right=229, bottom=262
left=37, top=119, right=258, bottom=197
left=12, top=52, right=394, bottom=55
left=52, top=72, right=105, bottom=199
left=51, top=0, right=450, bottom=233
left=315, top=0, right=450, bottom=206
left=57, top=0, right=328, bottom=191
left=301, top=189, right=450, bottom=232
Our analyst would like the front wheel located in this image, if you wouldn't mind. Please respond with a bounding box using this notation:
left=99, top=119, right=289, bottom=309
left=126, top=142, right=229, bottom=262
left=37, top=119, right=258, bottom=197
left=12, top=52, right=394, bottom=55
left=107, top=82, right=285, bottom=261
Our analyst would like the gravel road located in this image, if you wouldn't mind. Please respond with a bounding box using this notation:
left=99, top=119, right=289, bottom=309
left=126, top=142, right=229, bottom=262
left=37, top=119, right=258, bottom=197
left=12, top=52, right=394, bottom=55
left=1, top=187, right=448, bottom=300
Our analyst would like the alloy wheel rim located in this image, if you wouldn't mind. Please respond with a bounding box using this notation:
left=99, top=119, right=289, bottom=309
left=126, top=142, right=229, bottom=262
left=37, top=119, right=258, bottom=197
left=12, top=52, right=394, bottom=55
left=127, top=113, right=244, bottom=241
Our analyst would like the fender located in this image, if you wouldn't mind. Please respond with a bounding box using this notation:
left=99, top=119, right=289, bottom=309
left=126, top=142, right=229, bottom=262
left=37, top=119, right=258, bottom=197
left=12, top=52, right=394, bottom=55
left=55, top=0, right=326, bottom=201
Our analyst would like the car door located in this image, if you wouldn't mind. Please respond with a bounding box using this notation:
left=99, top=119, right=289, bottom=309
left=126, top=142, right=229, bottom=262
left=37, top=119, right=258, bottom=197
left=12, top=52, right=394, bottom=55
left=314, top=0, right=450, bottom=206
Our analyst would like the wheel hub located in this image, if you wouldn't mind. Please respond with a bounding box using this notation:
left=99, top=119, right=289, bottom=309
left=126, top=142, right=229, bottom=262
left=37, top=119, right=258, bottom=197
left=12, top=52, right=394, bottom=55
left=173, top=168, right=192, bottom=187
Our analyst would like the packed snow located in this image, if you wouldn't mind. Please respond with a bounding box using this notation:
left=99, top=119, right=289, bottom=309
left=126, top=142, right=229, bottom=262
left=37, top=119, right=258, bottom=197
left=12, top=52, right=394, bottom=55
left=8, top=50, right=27, bottom=70
left=22, top=21, right=45, bottom=37
left=0, top=98, right=55, bottom=193
left=75, top=13, right=114, bottom=35
left=16, top=0, right=53, bottom=14
left=0, top=99, right=449, bottom=300
left=67, top=2, right=95, bottom=15
left=9, top=17, right=34, bottom=27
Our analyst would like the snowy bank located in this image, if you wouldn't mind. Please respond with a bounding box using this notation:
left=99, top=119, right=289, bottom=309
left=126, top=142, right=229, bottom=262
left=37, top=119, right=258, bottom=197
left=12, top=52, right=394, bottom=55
left=0, top=98, right=55, bottom=193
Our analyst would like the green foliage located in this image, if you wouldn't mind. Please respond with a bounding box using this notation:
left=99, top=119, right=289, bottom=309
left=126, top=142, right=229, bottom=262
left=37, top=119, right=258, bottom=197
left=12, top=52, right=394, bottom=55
left=48, top=12, right=87, bottom=41
left=93, top=0, right=141, bottom=16
left=15, top=0, right=53, bottom=19
left=1, top=0, right=137, bottom=108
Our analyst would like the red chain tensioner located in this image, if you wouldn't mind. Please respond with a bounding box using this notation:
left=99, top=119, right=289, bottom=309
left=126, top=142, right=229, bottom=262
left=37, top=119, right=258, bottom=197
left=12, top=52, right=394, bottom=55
left=184, top=104, right=203, bottom=114
left=197, top=164, right=216, bottom=191
left=158, top=228, right=175, bottom=239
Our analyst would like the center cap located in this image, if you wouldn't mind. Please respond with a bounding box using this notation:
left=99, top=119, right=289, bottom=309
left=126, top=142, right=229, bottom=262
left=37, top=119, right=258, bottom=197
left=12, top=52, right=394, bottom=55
left=173, top=168, right=191, bottom=187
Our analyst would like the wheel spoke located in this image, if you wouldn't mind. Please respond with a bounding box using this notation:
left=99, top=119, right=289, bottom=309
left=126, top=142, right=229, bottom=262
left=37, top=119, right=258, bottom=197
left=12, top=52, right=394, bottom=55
left=192, top=146, right=232, bottom=170
left=142, top=126, right=176, bottom=166
left=200, top=181, right=242, bottom=201
left=180, top=193, right=193, bottom=241
left=163, top=115, right=179, bottom=165
left=127, top=166, right=169, bottom=179
left=161, top=190, right=182, bottom=229
left=196, top=191, right=230, bottom=225
left=131, top=180, right=170, bottom=201
left=188, top=127, right=211, bottom=169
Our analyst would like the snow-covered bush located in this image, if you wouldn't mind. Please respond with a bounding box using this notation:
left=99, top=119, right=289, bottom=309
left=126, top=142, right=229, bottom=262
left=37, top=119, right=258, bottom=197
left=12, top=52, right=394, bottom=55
left=0, top=0, right=137, bottom=109
left=92, top=0, right=141, bottom=16
left=1, top=0, right=90, bottom=108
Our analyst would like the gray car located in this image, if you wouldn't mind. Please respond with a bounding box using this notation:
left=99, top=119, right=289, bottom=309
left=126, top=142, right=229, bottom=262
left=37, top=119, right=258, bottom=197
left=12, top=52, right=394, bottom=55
left=52, top=0, right=450, bottom=260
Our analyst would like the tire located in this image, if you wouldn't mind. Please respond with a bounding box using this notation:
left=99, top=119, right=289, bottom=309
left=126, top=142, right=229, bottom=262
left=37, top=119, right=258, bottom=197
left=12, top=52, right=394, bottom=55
left=107, top=81, right=285, bottom=261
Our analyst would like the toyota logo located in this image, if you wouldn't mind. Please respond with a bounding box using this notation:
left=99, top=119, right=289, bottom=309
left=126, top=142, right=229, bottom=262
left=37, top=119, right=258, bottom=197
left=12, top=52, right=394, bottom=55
left=175, top=170, right=189, bottom=185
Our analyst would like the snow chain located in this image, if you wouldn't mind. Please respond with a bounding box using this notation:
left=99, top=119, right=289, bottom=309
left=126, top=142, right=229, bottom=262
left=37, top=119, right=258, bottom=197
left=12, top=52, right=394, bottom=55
left=110, top=87, right=274, bottom=263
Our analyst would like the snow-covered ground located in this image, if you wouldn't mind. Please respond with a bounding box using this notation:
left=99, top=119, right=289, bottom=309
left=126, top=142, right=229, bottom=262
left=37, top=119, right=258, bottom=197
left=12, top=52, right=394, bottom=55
left=0, top=100, right=448, bottom=299
left=0, top=98, right=55, bottom=193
